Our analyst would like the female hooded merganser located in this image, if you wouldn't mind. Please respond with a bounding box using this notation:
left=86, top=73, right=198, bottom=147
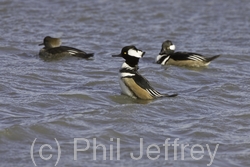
left=156, top=40, right=220, bottom=67
left=112, top=45, right=177, bottom=100
left=39, top=36, right=94, bottom=59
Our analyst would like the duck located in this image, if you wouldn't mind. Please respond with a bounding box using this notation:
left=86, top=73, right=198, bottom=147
left=112, top=45, right=177, bottom=100
left=156, top=40, right=220, bottom=67
left=39, top=36, right=94, bottom=59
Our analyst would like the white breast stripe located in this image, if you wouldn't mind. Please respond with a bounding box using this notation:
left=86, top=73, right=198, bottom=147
left=128, top=49, right=143, bottom=58
left=120, top=72, right=135, bottom=77
left=161, top=56, right=170, bottom=65
left=155, top=54, right=162, bottom=62
left=122, top=62, right=134, bottom=70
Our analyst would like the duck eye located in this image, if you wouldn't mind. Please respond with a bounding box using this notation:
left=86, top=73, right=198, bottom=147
left=124, top=52, right=127, bottom=54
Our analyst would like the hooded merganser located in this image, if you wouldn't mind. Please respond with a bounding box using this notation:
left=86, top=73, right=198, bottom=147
left=156, top=40, right=220, bottom=67
left=112, top=45, right=177, bottom=100
left=39, top=36, right=94, bottom=59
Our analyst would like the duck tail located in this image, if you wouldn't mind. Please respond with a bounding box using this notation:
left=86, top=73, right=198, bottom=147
left=74, top=53, right=94, bottom=59
left=162, top=93, right=178, bottom=97
left=206, top=55, right=220, bottom=62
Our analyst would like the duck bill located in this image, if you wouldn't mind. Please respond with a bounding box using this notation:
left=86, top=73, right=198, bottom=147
left=38, top=43, right=44, bottom=46
left=141, top=51, right=146, bottom=57
left=112, top=54, right=122, bottom=57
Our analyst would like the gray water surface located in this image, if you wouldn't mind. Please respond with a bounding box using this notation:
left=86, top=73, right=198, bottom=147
left=0, top=0, right=249, bottom=167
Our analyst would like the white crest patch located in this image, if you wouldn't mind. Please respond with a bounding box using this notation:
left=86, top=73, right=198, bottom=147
left=128, top=49, right=143, bottom=58
left=169, top=45, right=175, bottom=51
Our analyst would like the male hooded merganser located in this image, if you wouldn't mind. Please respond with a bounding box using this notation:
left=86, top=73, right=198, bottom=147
left=39, top=36, right=94, bottom=59
left=156, top=40, right=220, bottom=67
left=112, top=45, right=177, bottom=100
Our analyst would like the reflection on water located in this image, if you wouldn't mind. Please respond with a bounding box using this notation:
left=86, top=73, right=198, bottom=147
left=0, top=0, right=249, bottom=166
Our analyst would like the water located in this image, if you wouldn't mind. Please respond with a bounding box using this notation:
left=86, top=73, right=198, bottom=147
left=0, top=0, right=249, bottom=166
